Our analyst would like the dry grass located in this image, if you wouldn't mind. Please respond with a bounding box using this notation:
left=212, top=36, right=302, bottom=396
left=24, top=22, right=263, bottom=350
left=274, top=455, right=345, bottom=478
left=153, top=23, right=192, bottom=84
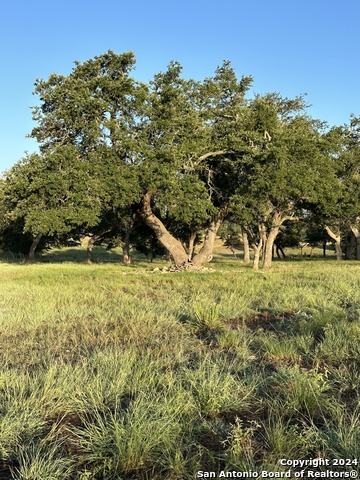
left=0, top=250, right=359, bottom=478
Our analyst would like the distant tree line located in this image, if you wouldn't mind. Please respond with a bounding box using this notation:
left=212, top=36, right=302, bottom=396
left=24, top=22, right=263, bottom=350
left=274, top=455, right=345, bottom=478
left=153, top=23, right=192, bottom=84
left=0, top=51, right=359, bottom=268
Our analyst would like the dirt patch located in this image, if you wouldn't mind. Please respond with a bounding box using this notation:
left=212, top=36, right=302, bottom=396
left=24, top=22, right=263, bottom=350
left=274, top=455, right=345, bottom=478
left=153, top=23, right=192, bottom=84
left=248, top=309, right=296, bottom=330
left=226, top=309, right=296, bottom=332
left=43, top=410, right=88, bottom=459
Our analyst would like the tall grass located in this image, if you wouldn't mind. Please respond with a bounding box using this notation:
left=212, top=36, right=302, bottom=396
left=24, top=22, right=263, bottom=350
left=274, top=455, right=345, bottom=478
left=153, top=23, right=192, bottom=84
left=0, top=253, right=359, bottom=478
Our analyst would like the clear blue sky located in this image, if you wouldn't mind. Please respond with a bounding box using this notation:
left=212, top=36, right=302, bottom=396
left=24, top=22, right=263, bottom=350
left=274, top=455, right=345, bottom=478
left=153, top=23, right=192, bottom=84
left=1, top=0, right=359, bottom=173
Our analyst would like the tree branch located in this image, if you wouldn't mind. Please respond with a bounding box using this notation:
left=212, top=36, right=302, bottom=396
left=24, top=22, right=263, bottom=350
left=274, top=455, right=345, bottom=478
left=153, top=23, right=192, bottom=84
left=343, top=127, right=353, bottom=138
left=198, top=150, right=233, bottom=161
left=280, top=215, right=299, bottom=223
left=264, top=130, right=272, bottom=141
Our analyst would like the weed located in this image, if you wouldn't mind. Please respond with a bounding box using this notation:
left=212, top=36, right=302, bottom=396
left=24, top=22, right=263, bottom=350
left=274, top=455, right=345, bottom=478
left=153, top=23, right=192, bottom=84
left=10, top=442, right=74, bottom=480
left=189, top=302, right=224, bottom=336
left=319, top=408, right=360, bottom=459
left=259, top=414, right=318, bottom=461
left=267, top=365, right=330, bottom=418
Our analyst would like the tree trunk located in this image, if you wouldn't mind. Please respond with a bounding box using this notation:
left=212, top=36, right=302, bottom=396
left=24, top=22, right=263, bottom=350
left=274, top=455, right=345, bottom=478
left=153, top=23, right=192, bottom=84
left=29, top=233, right=42, bottom=261
left=252, top=237, right=263, bottom=270
left=261, top=213, right=298, bottom=269
left=350, top=225, right=360, bottom=260
left=229, top=246, right=237, bottom=258
left=187, top=231, right=197, bottom=261
left=275, top=243, right=286, bottom=258
left=345, top=231, right=355, bottom=260
left=262, top=226, right=280, bottom=269
left=192, top=205, right=228, bottom=267
left=87, top=227, right=113, bottom=264
left=322, top=240, right=327, bottom=257
left=122, top=230, right=131, bottom=265
left=260, top=223, right=267, bottom=266
left=138, top=193, right=189, bottom=266
left=324, top=225, right=342, bottom=260
left=87, top=236, right=97, bottom=264
left=242, top=231, right=251, bottom=264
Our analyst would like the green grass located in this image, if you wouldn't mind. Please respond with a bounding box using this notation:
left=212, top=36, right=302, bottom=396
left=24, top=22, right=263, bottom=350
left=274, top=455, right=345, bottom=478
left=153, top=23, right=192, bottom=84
left=0, top=249, right=359, bottom=478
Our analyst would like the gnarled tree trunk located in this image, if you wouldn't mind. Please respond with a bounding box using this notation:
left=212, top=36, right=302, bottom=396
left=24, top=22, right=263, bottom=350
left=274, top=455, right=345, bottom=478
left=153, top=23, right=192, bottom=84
left=275, top=241, right=286, bottom=259
left=324, top=225, right=342, bottom=260
left=192, top=205, right=228, bottom=267
left=262, top=226, right=280, bottom=269
left=242, top=224, right=263, bottom=269
left=138, top=193, right=228, bottom=268
left=138, top=193, right=189, bottom=266
left=187, top=231, right=197, bottom=261
left=120, top=215, right=135, bottom=265
left=87, top=227, right=113, bottom=264
left=262, top=213, right=298, bottom=269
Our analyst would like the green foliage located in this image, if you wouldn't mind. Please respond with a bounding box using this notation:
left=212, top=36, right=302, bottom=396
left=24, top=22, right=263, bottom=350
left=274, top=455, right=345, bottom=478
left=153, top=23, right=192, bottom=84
left=31, top=51, right=142, bottom=153
left=3, top=51, right=357, bottom=264
left=3, top=147, right=102, bottom=237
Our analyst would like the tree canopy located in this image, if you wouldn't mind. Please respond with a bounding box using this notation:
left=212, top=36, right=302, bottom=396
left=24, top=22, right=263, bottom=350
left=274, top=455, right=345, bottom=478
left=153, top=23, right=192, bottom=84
left=1, top=50, right=359, bottom=267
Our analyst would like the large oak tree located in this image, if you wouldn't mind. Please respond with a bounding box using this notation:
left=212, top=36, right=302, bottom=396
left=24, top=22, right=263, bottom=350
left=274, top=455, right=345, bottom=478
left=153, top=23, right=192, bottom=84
left=7, top=49, right=349, bottom=268
left=30, top=51, right=253, bottom=266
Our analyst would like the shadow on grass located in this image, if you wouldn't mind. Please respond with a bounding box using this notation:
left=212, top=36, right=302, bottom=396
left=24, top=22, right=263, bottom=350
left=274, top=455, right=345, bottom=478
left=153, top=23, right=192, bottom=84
left=41, top=246, right=124, bottom=264
left=0, top=246, right=172, bottom=268
left=209, top=252, right=337, bottom=268
left=0, top=247, right=124, bottom=264
left=0, top=244, right=340, bottom=268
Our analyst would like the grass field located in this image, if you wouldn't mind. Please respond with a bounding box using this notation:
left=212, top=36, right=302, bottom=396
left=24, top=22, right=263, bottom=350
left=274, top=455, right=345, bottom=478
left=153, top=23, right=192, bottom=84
left=0, top=247, right=359, bottom=479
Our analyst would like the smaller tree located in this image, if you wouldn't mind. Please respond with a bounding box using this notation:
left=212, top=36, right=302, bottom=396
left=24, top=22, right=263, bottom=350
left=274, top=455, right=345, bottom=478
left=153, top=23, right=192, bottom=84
left=3, top=147, right=102, bottom=260
left=305, top=119, right=360, bottom=261
left=231, top=94, right=339, bottom=268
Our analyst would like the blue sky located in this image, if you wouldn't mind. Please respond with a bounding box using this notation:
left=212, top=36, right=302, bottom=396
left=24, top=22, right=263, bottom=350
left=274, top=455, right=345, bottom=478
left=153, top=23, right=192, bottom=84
left=1, top=0, right=359, bottom=173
